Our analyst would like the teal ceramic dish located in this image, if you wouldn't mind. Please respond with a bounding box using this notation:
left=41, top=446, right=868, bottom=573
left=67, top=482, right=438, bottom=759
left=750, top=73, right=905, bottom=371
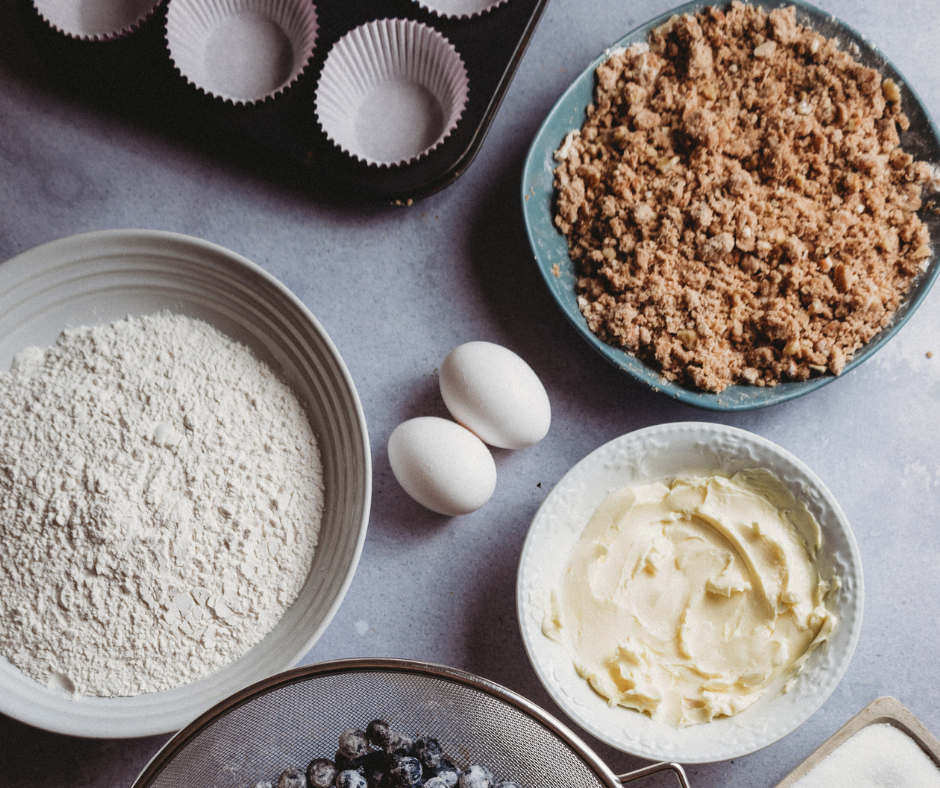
left=521, top=0, right=940, bottom=411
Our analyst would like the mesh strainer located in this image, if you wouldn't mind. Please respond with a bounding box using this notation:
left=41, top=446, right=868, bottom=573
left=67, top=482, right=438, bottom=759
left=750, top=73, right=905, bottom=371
left=131, top=659, right=689, bottom=788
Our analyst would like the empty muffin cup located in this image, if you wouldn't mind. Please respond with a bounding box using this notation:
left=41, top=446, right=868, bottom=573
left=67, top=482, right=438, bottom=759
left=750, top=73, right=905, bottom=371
left=32, top=0, right=161, bottom=40
left=166, top=0, right=318, bottom=105
left=315, top=18, right=470, bottom=168
left=414, top=0, right=508, bottom=19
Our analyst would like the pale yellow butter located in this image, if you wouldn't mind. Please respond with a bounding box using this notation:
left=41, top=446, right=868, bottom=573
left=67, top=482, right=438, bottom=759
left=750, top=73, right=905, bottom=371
left=543, top=470, right=836, bottom=728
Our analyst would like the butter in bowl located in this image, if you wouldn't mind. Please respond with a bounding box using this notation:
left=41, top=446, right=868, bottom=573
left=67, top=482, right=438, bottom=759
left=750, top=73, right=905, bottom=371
left=517, top=422, right=864, bottom=763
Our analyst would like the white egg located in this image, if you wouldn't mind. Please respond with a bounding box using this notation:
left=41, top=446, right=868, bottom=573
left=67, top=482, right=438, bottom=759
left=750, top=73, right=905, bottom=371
left=388, top=417, right=497, bottom=516
left=439, top=341, right=551, bottom=449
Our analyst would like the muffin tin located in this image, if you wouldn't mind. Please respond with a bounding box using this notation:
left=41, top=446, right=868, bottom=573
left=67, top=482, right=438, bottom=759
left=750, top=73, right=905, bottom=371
left=7, top=0, right=548, bottom=201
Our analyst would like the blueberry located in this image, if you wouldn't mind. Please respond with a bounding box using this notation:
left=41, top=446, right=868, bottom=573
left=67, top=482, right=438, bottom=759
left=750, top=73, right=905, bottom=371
left=308, top=759, right=339, bottom=788
left=366, top=719, right=393, bottom=749
left=338, top=729, right=370, bottom=760
left=277, top=768, right=306, bottom=788
left=361, top=750, right=389, bottom=788
left=336, top=771, right=369, bottom=788
left=388, top=756, right=423, bottom=788
left=293, top=722, right=517, bottom=788
left=413, top=738, right=443, bottom=771
left=385, top=732, right=414, bottom=758
left=335, top=752, right=365, bottom=773
left=427, top=761, right=459, bottom=788
left=458, top=766, right=493, bottom=788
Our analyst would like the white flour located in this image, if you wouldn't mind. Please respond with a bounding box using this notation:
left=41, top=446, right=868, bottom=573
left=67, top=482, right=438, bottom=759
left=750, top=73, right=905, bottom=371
left=0, top=313, right=324, bottom=697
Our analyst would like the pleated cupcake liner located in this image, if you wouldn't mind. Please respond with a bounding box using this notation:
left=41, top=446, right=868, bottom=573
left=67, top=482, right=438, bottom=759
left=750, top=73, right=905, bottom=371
left=165, top=0, right=318, bottom=105
left=315, top=18, right=469, bottom=168
left=32, top=0, right=162, bottom=41
left=413, top=0, right=509, bottom=20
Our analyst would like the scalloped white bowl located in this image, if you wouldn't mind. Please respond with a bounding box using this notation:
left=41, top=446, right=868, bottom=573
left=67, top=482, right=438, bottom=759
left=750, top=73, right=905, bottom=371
left=516, top=422, right=864, bottom=763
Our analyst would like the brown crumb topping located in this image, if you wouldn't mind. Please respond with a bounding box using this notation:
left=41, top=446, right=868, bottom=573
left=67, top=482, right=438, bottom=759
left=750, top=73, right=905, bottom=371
left=553, top=2, right=934, bottom=393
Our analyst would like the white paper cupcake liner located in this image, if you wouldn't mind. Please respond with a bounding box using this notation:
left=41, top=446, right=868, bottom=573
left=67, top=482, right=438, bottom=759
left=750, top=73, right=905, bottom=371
left=414, top=0, right=508, bottom=20
left=166, top=0, right=318, bottom=105
left=32, top=0, right=161, bottom=40
left=316, top=18, right=470, bottom=168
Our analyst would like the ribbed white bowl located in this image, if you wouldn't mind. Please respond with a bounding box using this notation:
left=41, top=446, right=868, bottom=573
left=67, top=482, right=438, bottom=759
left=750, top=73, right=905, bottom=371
left=0, top=229, right=371, bottom=738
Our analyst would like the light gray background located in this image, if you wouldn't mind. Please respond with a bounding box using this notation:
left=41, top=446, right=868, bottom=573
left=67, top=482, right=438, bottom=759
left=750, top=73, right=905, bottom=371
left=1, top=0, right=939, bottom=786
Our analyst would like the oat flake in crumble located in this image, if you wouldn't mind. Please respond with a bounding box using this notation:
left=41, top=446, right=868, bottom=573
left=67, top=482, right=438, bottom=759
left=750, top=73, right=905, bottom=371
left=553, top=2, right=934, bottom=392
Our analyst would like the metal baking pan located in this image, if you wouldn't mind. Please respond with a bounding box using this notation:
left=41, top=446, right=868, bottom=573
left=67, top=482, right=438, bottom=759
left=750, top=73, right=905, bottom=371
left=774, top=696, right=940, bottom=787
left=0, top=0, right=549, bottom=203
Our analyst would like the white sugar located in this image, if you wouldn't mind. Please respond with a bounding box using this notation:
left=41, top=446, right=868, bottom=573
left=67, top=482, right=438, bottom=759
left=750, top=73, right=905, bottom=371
left=793, top=723, right=940, bottom=788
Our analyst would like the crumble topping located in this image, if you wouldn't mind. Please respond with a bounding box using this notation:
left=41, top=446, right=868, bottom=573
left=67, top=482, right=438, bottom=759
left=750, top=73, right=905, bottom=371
left=553, top=3, right=934, bottom=392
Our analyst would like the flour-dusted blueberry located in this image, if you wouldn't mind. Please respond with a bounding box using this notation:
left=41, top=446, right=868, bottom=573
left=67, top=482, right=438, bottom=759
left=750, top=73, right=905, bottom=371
left=339, top=729, right=371, bottom=760
left=361, top=750, right=389, bottom=788
left=413, top=738, right=443, bottom=771
left=277, top=768, right=306, bottom=788
left=385, top=732, right=415, bottom=758
left=291, top=721, right=518, bottom=788
left=366, top=719, right=393, bottom=749
left=427, top=760, right=459, bottom=788
left=336, top=770, right=369, bottom=788
left=388, top=756, right=424, bottom=788
left=458, top=766, right=493, bottom=788
left=308, top=758, right=339, bottom=788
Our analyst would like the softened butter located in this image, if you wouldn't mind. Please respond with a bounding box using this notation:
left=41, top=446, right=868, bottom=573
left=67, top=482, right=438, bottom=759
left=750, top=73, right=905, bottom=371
left=542, top=470, right=837, bottom=728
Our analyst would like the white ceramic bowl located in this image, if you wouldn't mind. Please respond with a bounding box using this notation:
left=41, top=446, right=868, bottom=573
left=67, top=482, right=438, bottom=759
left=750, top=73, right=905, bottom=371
left=0, top=229, right=371, bottom=738
left=517, top=422, right=863, bottom=763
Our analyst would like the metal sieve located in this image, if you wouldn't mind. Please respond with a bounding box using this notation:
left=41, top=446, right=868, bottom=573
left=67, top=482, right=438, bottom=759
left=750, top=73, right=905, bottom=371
left=131, top=659, right=689, bottom=788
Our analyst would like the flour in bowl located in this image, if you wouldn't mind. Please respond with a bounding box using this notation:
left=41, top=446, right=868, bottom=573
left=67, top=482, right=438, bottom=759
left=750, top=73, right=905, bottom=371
left=0, top=313, right=324, bottom=697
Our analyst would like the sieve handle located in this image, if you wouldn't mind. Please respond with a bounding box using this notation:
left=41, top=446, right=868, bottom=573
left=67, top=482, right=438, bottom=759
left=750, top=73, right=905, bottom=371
left=616, top=761, right=691, bottom=788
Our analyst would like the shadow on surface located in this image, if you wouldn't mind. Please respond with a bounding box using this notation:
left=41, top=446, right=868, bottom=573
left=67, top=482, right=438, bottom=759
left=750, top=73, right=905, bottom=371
left=0, top=710, right=170, bottom=786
